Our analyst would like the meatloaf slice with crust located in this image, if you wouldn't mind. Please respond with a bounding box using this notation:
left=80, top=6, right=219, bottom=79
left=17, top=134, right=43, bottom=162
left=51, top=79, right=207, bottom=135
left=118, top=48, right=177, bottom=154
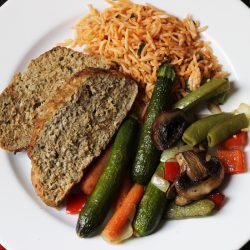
left=28, top=68, right=138, bottom=207
left=0, top=46, right=110, bottom=152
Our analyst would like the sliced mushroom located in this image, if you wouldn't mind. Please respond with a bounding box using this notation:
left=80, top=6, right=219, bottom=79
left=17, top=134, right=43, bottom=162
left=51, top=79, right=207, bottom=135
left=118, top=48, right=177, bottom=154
left=174, top=174, right=193, bottom=205
left=166, top=183, right=177, bottom=200
left=176, top=151, right=207, bottom=182
left=175, top=195, right=192, bottom=206
left=174, top=155, right=225, bottom=205
left=151, top=110, right=188, bottom=151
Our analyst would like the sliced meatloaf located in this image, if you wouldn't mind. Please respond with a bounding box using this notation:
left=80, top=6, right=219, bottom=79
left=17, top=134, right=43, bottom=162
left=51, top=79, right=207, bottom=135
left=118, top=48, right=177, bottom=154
left=28, top=68, right=138, bottom=207
left=0, top=46, right=110, bottom=152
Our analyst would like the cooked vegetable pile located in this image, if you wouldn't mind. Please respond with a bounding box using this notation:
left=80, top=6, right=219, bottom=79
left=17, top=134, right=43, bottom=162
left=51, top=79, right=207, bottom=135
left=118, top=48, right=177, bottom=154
left=66, top=63, right=249, bottom=243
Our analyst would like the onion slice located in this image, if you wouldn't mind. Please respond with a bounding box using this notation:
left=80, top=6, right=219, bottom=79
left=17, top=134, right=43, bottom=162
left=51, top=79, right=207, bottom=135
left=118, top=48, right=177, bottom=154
left=234, top=103, right=250, bottom=131
left=160, top=144, right=193, bottom=162
left=102, top=222, right=133, bottom=244
left=207, top=102, right=222, bottom=114
left=151, top=174, right=170, bottom=193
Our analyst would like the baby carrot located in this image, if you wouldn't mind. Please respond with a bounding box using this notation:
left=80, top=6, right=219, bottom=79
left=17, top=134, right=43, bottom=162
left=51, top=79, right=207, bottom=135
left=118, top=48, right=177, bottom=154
left=102, top=183, right=144, bottom=242
left=114, top=175, right=132, bottom=211
left=79, top=145, right=112, bottom=195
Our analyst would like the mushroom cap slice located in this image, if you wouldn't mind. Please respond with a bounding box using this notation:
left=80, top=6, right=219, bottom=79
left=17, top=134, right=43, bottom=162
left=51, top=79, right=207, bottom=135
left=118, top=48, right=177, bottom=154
left=151, top=110, right=188, bottom=151
left=175, top=157, right=225, bottom=204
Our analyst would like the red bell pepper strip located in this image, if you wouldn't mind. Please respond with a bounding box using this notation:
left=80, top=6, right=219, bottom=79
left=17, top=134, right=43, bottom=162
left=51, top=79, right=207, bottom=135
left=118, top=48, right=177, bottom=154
left=217, top=149, right=246, bottom=174
left=66, top=193, right=87, bottom=214
left=223, top=131, right=247, bottom=149
left=164, top=161, right=180, bottom=182
left=208, top=193, right=225, bottom=209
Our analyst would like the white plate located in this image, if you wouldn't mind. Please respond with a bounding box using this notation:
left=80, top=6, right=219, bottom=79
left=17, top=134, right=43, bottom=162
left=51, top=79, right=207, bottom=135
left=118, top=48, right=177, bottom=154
left=0, top=0, right=250, bottom=249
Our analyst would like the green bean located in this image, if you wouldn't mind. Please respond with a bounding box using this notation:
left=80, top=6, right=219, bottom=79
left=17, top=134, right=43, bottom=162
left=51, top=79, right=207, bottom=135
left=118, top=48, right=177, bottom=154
left=182, top=113, right=234, bottom=146
left=210, top=91, right=228, bottom=105
left=174, top=78, right=230, bottom=111
left=207, top=113, right=249, bottom=147
left=165, top=199, right=215, bottom=219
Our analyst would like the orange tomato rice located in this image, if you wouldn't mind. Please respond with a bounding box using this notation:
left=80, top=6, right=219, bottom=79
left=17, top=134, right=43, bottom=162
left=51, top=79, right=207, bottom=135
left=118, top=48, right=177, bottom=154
left=61, top=0, right=227, bottom=99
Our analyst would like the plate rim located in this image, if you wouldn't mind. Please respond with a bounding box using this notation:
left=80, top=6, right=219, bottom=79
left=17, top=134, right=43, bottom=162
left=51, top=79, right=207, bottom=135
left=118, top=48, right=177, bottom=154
left=0, top=0, right=250, bottom=249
